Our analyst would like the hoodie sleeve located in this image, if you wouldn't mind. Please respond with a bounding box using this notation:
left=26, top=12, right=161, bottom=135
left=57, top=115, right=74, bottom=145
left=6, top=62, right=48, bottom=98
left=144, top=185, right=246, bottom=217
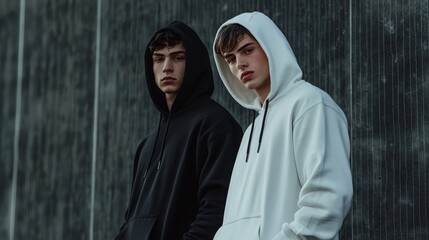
left=115, top=139, right=146, bottom=239
left=182, top=113, right=242, bottom=240
left=273, top=102, right=353, bottom=240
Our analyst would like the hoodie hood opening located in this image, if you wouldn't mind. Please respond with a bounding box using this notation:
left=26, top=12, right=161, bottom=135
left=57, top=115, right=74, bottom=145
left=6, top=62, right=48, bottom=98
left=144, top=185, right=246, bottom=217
left=146, top=21, right=214, bottom=115
left=213, top=11, right=303, bottom=111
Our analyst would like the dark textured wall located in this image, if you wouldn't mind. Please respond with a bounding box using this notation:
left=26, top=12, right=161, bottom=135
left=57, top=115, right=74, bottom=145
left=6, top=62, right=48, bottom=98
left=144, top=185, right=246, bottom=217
left=1, top=0, right=428, bottom=239
left=351, top=1, right=429, bottom=239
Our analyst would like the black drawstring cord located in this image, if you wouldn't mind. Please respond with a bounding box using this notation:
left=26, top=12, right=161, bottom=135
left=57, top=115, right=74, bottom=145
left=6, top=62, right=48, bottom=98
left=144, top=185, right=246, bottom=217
left=245, top=110, right=256, bottom=162
left=257, top=99, right=269, bottom=153
left=157, top=113, right=171, bottom=170
left=143, top=113, right=163, bottom=178
left=245, top=99, right=270, bottom=162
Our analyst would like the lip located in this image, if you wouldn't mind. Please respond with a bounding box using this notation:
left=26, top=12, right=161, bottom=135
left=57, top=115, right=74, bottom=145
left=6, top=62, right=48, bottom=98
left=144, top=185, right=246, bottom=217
left=240, top=71, right=254, bottom=82
left=161, top=76, right=176, bottom=83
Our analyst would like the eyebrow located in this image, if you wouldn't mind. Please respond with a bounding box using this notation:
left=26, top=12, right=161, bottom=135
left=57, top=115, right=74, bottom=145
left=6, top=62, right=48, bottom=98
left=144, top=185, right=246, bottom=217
left=152, top=50, right=186, bottom=57
left=222, top=42, right=255, bottom=59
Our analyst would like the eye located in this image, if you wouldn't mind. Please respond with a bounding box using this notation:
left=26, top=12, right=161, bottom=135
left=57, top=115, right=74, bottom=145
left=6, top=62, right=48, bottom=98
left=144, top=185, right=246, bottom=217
left=153, top=57, right=164, bottom=63
left=175, top=54, right=185, bottom=61
left=225, top=56, right=236, bottom=64
left=243, top=48, right=253, bottom=55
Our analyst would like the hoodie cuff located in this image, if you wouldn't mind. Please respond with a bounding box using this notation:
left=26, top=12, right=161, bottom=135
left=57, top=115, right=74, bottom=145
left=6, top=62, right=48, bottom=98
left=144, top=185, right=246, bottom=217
left=271, top=223, right=311, bottom=240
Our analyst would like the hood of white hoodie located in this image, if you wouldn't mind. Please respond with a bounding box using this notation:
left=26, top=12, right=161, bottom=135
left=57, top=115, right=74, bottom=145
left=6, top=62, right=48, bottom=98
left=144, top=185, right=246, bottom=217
left=213, top=11, right=303, bottom=111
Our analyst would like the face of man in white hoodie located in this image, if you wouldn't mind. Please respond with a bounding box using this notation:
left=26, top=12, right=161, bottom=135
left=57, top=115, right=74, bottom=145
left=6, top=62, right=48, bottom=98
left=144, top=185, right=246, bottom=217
left=222, top=34, right=271, bottom=103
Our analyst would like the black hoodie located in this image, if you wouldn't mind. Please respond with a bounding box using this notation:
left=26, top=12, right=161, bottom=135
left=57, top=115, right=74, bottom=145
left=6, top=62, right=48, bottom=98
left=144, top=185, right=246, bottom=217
left=114, top=21, right=243, bottom=240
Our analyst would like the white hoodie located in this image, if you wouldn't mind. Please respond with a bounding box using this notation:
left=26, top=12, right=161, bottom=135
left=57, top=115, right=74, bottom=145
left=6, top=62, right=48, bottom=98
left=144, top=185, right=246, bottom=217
left=213, top=12, right=353, bottom=240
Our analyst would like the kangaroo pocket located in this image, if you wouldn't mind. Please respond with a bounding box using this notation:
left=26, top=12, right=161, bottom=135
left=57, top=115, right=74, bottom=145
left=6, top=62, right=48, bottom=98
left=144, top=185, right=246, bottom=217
left=114, top=216, right=157, bottom=240
left=214, top=216, right=261, bottom=240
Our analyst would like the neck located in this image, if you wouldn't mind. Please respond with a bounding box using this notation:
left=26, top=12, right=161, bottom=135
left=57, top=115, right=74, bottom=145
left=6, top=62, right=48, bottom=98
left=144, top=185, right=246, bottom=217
left=255, top=89, right=270, bottom=106
left=254, top=79, right=271, bottom=106
left=165, top=93, right=176, bottom=111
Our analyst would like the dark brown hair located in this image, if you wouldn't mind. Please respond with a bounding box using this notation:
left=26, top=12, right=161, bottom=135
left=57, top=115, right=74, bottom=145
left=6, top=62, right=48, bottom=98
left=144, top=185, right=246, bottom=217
left=149, top=30, right=183, bottom=52
left=214, top=24, right=255, bottom=55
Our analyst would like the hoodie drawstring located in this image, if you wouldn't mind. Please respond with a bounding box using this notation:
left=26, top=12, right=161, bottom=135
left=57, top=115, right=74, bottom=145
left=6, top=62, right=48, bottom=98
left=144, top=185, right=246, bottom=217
left=245, top=99, right=270, bottom=162
left=157, top=113, right=171, bottom=169
left=245, top=111, right=256, bottom=162
left=257, top=99, right=269, bottom=153
left=143, top=112, right=171, bottom=177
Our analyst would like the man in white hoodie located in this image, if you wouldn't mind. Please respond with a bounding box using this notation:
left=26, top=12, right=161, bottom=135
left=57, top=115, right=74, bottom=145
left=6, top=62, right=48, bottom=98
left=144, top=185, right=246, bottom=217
left=212, top=12, right=353, bottom=240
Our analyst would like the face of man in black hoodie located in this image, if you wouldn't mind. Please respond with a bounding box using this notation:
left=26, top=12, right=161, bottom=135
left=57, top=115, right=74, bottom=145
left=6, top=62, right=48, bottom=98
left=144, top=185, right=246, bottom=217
left=152, top=42, right=186, bottom=110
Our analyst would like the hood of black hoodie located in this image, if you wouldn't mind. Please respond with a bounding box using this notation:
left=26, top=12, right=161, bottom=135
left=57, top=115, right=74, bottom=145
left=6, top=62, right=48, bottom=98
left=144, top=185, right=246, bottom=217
left=145, top=21, right=214, bottom=115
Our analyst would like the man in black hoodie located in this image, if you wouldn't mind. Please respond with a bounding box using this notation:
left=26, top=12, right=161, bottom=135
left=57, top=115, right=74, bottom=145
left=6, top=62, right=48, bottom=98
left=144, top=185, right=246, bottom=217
left=114, top=21, right=243, bottom=240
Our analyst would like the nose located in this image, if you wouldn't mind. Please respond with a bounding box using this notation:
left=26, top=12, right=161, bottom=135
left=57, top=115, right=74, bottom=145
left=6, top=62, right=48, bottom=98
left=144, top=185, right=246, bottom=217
left=236, top=56, right=247, bottom=69
left=162, top=58, right=173, bottom=73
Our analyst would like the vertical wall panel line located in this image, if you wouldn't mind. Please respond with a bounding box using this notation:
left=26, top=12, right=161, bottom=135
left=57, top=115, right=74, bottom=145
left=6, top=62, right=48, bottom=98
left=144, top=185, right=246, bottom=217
left=10, top=0, right=26, bottom=240
left=90, top=0, right=102, bottom=239
left=348, top=0, right=353, bottom=240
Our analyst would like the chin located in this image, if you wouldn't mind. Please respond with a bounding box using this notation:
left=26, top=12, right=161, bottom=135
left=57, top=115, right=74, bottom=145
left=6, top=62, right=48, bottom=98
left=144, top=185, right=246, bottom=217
left=244, top=83, right=256, bottom=90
